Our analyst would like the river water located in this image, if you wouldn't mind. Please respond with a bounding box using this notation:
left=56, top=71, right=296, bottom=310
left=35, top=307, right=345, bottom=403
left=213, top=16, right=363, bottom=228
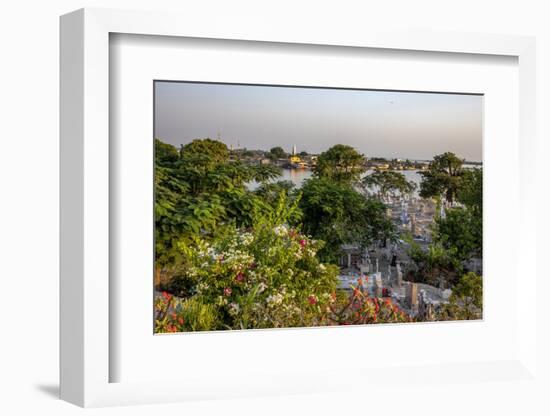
left=247, top=169, right=423, bottom=191
left=247, top=165, right=480, bottom=192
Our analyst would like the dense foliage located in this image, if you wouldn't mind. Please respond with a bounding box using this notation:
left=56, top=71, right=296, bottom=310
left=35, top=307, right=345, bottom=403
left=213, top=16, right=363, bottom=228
left=419, top=152, right=465, bottom=203
left=437, top=272, right=483, bottom=320
left=155, top=138, right=282, bottom=285
left=154, top=138, right=482, bottom=332
left=409, top=156, right=483, bottom=285
left=362, top=170, right=417, bottom=199
left=300, top=177, right=395, bottom=263
left=267, top=146, right=288, bottom=160
left=433, top=167, right=483, bottom=263
left=313, top=144, right=365, bottom=183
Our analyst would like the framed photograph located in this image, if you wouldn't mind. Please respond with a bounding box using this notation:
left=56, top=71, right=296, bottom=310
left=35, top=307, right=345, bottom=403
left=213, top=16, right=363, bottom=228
left=60, top=8, right=537, bottom=408
left=152, top=80, right=483, bottom=333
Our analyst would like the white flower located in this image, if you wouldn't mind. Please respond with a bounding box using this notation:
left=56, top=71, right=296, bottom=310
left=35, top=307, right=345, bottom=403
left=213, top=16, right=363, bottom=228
left=307, top=248, right=317, bottom=257
left=216, top=296, right=228, bottom=306
left=266, top=292, right=284, bottom=307
left=273, top=225, right=288, bottom=236
left=239, top=232, right=254, bottom=246
left=228, top=302, right=240, bottom=316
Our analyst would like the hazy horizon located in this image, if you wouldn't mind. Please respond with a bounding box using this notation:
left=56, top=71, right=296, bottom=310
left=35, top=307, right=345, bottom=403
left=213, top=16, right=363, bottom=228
left=154, top=81, right=483, bottom=162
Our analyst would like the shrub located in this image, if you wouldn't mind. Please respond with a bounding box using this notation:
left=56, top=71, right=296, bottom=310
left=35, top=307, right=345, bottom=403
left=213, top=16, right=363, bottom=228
left=155, top=292, right=218, bottom=333
left=437, top=272, right=482, bottom=320
left=325, top=278, right=411, bottom=325
left=168, top=222, right=339, bottom=330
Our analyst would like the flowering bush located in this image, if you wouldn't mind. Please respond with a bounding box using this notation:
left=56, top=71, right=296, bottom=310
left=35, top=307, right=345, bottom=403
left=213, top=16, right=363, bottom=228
left=157, top=222, right=339, bottom=332
left=325, top=277, right=410, bottom=325
left=155, top=291, right=218, bottom=332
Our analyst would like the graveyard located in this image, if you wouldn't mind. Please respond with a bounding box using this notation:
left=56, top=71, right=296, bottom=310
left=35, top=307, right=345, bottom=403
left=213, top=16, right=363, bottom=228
left=337, top=194, right=482, bottom=322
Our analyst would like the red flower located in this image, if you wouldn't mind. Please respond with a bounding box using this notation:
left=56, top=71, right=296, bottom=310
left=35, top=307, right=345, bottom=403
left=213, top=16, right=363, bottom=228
left=224, top=287, right=232, bottom=297
left=162, top=291, right=172, bottom=302
left=235, top=272, right=245, bottom=283
left=178, top=317, right=184, bottom=325
left=307, top=295, right=317, bottom=305
left=299, top=239, right=307, bottom=247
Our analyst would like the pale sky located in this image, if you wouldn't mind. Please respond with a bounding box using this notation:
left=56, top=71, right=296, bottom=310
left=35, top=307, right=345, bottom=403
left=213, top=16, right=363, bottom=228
left=154, top=81, right=483, bottom=162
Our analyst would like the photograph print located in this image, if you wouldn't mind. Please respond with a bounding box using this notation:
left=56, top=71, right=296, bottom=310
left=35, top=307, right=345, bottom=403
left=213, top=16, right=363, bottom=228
left=154, top=81, right=483, bottom=333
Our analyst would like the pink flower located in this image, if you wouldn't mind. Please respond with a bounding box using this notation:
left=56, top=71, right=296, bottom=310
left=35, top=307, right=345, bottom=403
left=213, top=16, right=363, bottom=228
left=299, top=239, right=307, bottom=247
left=235, top=272, right=245, bottom=283
left=224, top=287, right=232, bottom=297
left=307, top=295, right=317, bottom=305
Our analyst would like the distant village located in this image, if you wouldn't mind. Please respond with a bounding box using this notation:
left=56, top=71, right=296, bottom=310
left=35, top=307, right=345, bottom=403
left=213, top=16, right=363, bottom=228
left=229, top=143, right=434, bottom=171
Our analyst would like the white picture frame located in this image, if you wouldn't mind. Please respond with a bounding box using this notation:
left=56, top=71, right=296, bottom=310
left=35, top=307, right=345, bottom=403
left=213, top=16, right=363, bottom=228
left=60, top=7, right=538, bottom=408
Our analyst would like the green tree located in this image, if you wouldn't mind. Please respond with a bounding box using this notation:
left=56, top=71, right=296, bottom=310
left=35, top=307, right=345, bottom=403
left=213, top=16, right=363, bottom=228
left=250, top=164, right=282, bottom=183
left=180, top=138, right=229, bottom=164
left=268, top=146, right=288, bottom=159
left=300, top=177, right=394, bottom=262
left=407, top=241, right=461, bottom=287
left=433, top=207, right=482, bottom=261
left=362, top=170, right=417, bottom=199
left=419, top=152, right=464, bottom=203
left=154, top=138, right=282, bottom=286
left=457, top=167, right=482, bottom=212
left=314, top=144, right=365, bottom=183
left=155, top=138, right=180, bottom=165
left=255, top=180, right=296, bottom=206
left=433, top=167, right=482, bottom=264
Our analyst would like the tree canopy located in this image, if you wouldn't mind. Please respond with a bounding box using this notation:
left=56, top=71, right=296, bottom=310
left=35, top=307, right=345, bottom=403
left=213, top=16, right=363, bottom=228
left=268, top=146, right=288, bottom=159
left=457, top=167, right=482, bottom=212
left=419, top=152, right=465, bottom=203
left=314, top=144, right=365, bottom=183
left=433, top=167, right=483, bottom=262
left=180, top=138, right=229, bottom=163
left=154, top=137, right=482, bottom=332
left=362, top=170, right=417, bottom=199
left=299, top=177, right=395, bottom=263
left=154, top=138, right=283, bottom=283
